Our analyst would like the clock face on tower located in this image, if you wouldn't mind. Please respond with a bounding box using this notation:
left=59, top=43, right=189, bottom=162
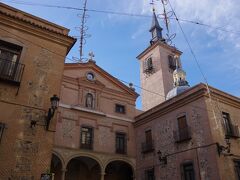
left=86, top=72, right=95, bottom=81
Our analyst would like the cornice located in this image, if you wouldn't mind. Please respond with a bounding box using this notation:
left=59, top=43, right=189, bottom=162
left=59, top=103, right=134, bottom=122
left=134, top=84, right=206, bottom=127
left=136, top=40, right=182, bottom=60
left=134, top=83, right=240, bottom=127
left=209, top=87, right=240, bottom=109
left=0, top=3, right=73, bottom=37
left=0, top=6, right=76, bottom=54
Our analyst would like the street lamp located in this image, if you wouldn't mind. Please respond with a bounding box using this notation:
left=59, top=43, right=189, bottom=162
left=157, top=150, right=167, bottom=165
left=217, top=137, right=232, bottom=156
left=46, top=95, right=60, bottom=130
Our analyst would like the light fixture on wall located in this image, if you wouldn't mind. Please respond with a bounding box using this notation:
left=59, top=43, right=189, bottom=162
left=157, top=150, right=167, bottom=165
left=30, top=95, right=60, bottom=131
left=45, top=94, right=60, bottom=130
left=217, top=137, right=232, bottom=156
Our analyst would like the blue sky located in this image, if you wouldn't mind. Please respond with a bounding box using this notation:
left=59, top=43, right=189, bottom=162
left=1, top=0, right=240, bottom=109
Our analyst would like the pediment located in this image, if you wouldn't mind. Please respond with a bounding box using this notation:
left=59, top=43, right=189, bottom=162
left=64, top=62, right=138, bottom=98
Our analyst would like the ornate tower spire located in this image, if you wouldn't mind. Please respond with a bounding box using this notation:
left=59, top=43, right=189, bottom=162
left=149, top=8, right=164, bottom=44
left=173, top=55, right=189, bottom=87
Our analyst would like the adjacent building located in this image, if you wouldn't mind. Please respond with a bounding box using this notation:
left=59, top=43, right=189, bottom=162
left=134, top=9, right=240, bottom=180
left=0, top=3, right=75, bottom=179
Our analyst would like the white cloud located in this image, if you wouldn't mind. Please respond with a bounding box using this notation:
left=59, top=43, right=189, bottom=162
left=107, top=0, right=240, bottom=47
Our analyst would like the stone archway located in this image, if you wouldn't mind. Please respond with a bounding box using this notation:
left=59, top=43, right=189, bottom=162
left=50, top=154, right=63, bottom=180
left=105, top=160, right=134, bottom=180
left=65, top=156, right=101, bottom=180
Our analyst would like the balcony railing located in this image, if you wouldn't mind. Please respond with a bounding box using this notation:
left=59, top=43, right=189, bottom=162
left=0, top=58, right=25, bottom=86
left=173, top=126, right=191, bottom=143
left=225, top=124, right=240, bottom=138
left=142, top=141, right=154, bottom=153
left=116, top=148, right=126, bottom=154
left=80, top=143, right=93, bottom=150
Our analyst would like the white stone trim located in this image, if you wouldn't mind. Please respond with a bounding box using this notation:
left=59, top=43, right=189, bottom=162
left=59, top=103, right=134, bottom=122
left=106, top=114, right=133, bottom=122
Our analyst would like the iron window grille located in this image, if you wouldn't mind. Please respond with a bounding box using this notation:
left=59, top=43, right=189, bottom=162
left=222, top=112, right=240, bottom=138
left=0, top=40, right=24, bottom=86
left=116, top=132, right=127, bottom=154
left=80, top=127, right=93, bottom=150
left=143, top=57, right=154, bottom=74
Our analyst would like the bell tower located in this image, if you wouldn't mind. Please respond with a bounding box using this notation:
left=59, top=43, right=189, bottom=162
left=137, top=9, right=182, bottom=111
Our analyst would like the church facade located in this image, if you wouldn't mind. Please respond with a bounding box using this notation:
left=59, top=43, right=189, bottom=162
left=51, top=60, right=139, bottom=180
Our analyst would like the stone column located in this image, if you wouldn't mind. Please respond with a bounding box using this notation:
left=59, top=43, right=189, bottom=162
left=61, top=168, right=67, bottom=180
left=101, top=172, right=105, bottom=180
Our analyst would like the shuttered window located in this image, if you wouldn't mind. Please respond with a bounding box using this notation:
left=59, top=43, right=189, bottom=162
left=116, top=132, right=126, bottom=154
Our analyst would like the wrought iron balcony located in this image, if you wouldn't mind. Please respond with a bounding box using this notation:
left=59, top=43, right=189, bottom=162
left=225, top=124, right=240, bottom=138
left=173, top=126, right=191, bottom=143
left=116, top=148, right=126, bottom=154
left=80, top=143, right=93, bottom=150
left=142, top=141, right=154, bottom=153
left=0, top=58, right=25, bottom=86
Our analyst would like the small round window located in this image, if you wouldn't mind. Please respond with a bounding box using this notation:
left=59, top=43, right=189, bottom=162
left=86, top=72, right=95, bottom=81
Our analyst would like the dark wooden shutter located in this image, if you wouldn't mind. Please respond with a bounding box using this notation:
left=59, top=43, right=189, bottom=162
left=178, top=116, right=187, bottom=129
left=145, top=130, right=152, bottom=144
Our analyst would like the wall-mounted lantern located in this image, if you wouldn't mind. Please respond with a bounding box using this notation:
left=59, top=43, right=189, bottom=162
left=157, top=150, right=167, bottom=165
left=30, top=95, right=60, bottom=131
left=217, top=138, right=232, bottom=156
left=46, top=95, right=60, bottom=130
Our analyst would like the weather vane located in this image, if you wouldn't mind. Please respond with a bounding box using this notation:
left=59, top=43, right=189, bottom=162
left=152, top=0, right=176, bottom=45
left=150, top=0, right=158, bottom=12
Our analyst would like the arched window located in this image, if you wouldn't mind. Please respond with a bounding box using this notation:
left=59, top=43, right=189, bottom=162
left=85, top=93, right=94, bottom=108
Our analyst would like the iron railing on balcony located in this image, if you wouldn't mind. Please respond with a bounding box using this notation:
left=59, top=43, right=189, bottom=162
left=116, top=148, right=126, bottom=154
left=80, top=143, right=93, bottom=150
left=225, top=124, right=240, bottom=138
left=173, top=126, right=191, bottom=143
left=0, top=58, right=25, bottom=85
left=141, top=141, right=154, bottom=153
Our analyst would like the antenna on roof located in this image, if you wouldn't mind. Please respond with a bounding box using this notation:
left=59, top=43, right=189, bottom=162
left=74, top=0, right=91, bottom=62
left=150, top=0, right=156, bottom=12
left=157, top=0, right=176, bottom=45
